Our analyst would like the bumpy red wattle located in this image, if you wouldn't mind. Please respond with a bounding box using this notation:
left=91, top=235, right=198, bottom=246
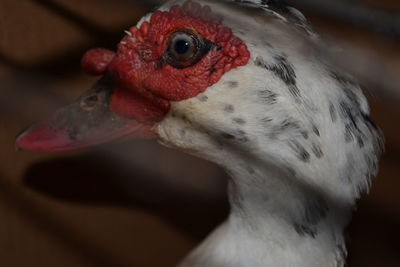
left=81, top=48, right=115, bottom=76
left=108, top=0, right=250, bottom=107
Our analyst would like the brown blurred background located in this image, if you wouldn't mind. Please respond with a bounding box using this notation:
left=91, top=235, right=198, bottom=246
left=0, top=0, right=399, bottom=266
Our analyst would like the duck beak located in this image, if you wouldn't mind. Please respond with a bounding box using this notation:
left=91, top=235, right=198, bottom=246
left=15, top=76, right=155, bottom=152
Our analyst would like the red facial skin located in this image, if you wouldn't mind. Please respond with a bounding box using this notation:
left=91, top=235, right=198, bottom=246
left=82, top=0, right=250, bottom=124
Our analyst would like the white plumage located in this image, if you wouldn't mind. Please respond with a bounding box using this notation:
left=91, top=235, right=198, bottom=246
left=154, top=1, right=383, bottom=266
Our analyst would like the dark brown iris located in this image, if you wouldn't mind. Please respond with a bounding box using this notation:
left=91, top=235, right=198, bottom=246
left=164, top=29, right=212, bottom=69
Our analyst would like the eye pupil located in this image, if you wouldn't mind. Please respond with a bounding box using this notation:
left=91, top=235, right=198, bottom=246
left=174, top=39, right=191, bottom=55
left=165, top=30, right=212, bottom=69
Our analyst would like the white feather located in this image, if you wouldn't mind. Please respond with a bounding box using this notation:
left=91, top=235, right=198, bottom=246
left=141, top=1, right=384, bottom=266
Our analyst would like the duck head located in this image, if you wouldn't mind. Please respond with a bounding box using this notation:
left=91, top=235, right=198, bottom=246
left=16, top=0, right=383, bottom=201
left=16, top=0, right=250, bottom=151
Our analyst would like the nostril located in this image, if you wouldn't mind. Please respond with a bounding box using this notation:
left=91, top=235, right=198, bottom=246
left=81, top=48, right=115, bottom=76
left=80, top=94, right=99, bottom=111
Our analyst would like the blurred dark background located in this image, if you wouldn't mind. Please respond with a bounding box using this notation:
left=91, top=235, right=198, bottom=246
left=0, top=0, right=399, bottom=266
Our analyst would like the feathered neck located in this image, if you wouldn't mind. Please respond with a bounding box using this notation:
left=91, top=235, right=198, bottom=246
left=179, top=160, right=350, bottom=267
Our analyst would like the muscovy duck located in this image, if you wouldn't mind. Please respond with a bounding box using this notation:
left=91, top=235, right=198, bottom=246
left=16, top=0, right=384, bottom=266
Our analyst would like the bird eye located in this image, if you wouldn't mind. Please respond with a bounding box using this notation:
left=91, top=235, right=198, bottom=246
left=165, top=30, right=211, bottom=69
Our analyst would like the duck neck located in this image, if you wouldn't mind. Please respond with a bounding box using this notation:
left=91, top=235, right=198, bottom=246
left=180, top=161, right=352, bottom=267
